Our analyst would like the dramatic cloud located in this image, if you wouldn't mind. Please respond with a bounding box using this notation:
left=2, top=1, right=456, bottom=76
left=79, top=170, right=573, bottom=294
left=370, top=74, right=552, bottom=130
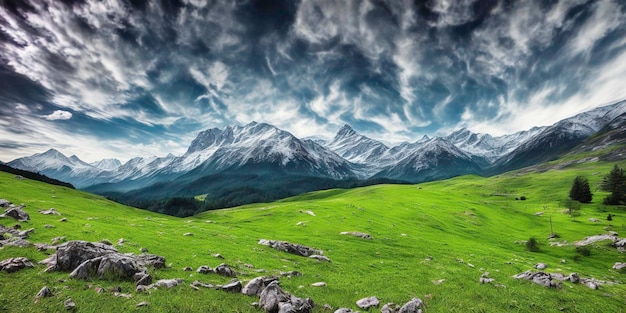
left=0, top=0, right=625, bottom=161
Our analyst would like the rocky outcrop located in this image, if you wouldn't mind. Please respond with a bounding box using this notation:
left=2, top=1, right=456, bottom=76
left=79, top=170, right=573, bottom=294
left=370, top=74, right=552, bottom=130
left=513, top=271, right=560, bottom=288
left=0, top=199, right=30, bottom=221
left=0, top=257, right=34, bottom=273
left=258, top=239, right=323, bottom=257
left=258, top=281, right=314, bottom=313
left=242, top=276, right=279, bottom=296
left=39, top=240, right=164, bottom=283
left=0, top=224, right=32, bottom=247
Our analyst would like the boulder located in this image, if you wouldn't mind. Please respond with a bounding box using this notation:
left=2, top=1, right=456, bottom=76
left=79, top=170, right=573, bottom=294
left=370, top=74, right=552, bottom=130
left=534, top=263, right=547, bottom=270
left=197, top=265, right=212, bottom=274
left=39, top=240, right=165, bottom=282
left=242, top=276, right=279, bottom=296
left=568, top=273, right=580, bottom=284
left=1, top=205, right=30, bottom=221
left=214, top=263, right=236, bottom=277
left=613, top=262, right=626, bottom=271
left=356, top=296, right=379, bottom=309
left=259, top=281, right=290, bottom=313
left=258, top=239, right=323, bottom=257
left=153, top=278, right=184, bottom=289
left=0, top=257, right=34, bottom=273
left=398, top=298, right=424, bottom=313
left=0, top=199, right=12, bottom=207
left=64, top=298, right=76, bottom=310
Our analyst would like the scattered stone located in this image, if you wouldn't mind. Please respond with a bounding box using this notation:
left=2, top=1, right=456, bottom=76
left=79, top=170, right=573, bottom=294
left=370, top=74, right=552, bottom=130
left=136, top=301, right=149, bottom=308
left=214, top=263, right=236, bottom=277
left=398, top=298, right=424, bottom=313
left=64, top=298, right=76, bottom=310
left=513, top=271, right=560, bottom=288
left=135, top=254, right=166, bottom=269
left=0, top=257, right=34, bottom=273
left=95, top=287, right=104, bottom=293
left=334, top=309, right=353, bottom=313
left=39, top=208, right=62, bottom=215
left=480, top=277, right=495, bottom=284
left=356, top=296, right=379, bottom=309
left=382, top=302, right=400, bottom=313
left=140, top=247, right=148, bottom=253
left=34, top=286, right=53, bottom=302
left=153, top=278, right=183, bottom=289
left=51, top=236, right=66, bottom=245
left=311, top=282, right=326, bottom=287
left=303, top=210, right=316, bottom=216
left=196, top=265, right=212, bottom=274
left=568, top=273, right=580, bottom=284
left=44, top=224, right=55, bottom=228
left=183, top=266, right=193, bottom=271
left=113, top=292, right=132, bottom=299
left=432, top=279, right=445, bottom=285
left=244, top=263, right=255, bottom=268
left=258, top=239, right=323, bottom=257
left=99, top=239, right=113, bottom=246
left=585, top=281, right=599, bottom=290
left=191, top=280, right=215, bottom=289
left=588, top=218, right=601, bottom=223
left=135, top=273, right=152, bottom=286
left=212, top=253, right=224, bottom=259
left=59, top=218, right=67, bottom=222
left=309, top=255, right=331, bottom=262
left=613, top=262, right=626, bottom=271
left=14, top=175, right=25, bottom=180
left=340, top=231, right=373, bottom=239
left=467, top=263, right=475, bottom=268
left=183, top=232, right=193, bottom=236
left=222, top=279, right=242, bottom=292
left=534, top=212, right=544, bottom=216
left=280, top=271, right=302, bottom=277
left=117, top=238, right=125, bottom=245
left=296, top=222, right=305, bottom=226
left=17, top=228, right=35, bottom=238
left=534, top=263, right=548, bottom=270
left=259, top=281, right=290, bottom=313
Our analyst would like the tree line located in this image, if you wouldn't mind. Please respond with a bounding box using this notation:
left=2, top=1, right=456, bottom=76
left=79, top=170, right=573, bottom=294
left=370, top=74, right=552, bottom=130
left=569, top=164, right=626, bottom=205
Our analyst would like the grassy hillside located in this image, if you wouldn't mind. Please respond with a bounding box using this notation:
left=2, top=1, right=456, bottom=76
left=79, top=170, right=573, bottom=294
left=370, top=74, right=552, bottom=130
left=1, top=158, right=625, bottom=312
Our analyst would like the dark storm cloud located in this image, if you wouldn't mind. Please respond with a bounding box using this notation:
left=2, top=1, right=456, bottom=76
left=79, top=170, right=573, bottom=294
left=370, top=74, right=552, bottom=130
left=0, top=0, right=625, bottom=162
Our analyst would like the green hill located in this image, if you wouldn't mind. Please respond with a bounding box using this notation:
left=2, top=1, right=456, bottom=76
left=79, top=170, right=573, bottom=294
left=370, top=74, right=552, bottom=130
left=1, top=156, right=625, bottom=312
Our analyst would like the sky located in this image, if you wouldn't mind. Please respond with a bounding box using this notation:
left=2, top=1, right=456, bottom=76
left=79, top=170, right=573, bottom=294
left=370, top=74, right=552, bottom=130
left=1, top=0, right=625, bottom=163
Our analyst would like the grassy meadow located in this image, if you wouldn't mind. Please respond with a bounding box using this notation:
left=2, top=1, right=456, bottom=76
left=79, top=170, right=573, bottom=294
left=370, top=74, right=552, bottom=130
left=0, top=157, right=625, bottom=312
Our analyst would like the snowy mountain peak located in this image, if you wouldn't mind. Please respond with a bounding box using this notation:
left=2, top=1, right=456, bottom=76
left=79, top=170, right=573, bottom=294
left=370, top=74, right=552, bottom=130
left=90, top=158, right=122, bottom=171
left=335, top=124, right=357, bottom=138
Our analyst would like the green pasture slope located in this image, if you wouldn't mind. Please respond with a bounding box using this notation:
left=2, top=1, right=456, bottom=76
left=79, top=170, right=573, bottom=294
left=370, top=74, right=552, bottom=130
left=1, top=157, right=625, bottom=312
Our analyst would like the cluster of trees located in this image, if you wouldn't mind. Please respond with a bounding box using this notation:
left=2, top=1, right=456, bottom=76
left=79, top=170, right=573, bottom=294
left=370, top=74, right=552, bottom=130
left=568, top=164, right=626, bottom=205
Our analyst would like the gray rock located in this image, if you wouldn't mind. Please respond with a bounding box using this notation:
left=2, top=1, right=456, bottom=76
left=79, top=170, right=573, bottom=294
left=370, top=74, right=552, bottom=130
left=356, top=296, right=379, bottom=309
left=40, top=241, right=118, bottom=272
left=212, top=253, right=224, bottom=259
left=183, top=232, right=193, bottom=236
left=34, top=286, right=53, bottom=301
left=398, top=298, right=424, bottom=313
left=280, top=270, right=303, bottom=277
left=513, top=271, right=559, bottom=288
left=334, top=309, right=353, bottom=313
left=0, top=257, right=34, bottom=273
left=259, top=281, right=290, bottom=313
left=136, top=301, right=149, bottom=307
left=258, top=239, right=323, bottom=257
left=584, top=281, right=599, bottom=290
left=311, top=282, right=326, bottom=287
left=183, top=266, right=193, bottom=271
left=242, top=276, right=278, bottom=296
left=1, top=205, right=30, bottom=221
left=613, top=262, right=626, bottom=271
left=222, top=279, right=242, bottom=292
left=191, top=280, right=215, bottom=289
left=214, top=263, right=236, bottom=277
left=197, top=265, right=212, bottom=274
left=339, top=231, right=373, bottom=239
left=568, top=273, right=580, bottom=284
left=0, top=199, right=12, bottom=207
left=17, top=228, right=35, bottom=238
left=479, top=277, right=494, bottom=284
left=69, top=254, right=143, bottom=280
left=534, top=263, right=547, bottom=270
left=382, top=303, right=400, bottom=313
left=309, top=255, right=331, bottom=262
left=135, top=254, right=166, bottom=269
left=39, top=208, right=61, bottom=215
left=64, top=298, right=76, bottom=310
left=153, top=278, right=183, bottom=289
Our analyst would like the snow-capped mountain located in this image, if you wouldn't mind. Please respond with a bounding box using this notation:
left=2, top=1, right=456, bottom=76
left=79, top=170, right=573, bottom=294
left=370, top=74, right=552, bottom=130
left=90, top=158, right=122, bottom=171
left=6, top=100, right=626, bottom=204
left=373, top=138, right=483, bottom=182
left=326, top=125, right=389, bottom=164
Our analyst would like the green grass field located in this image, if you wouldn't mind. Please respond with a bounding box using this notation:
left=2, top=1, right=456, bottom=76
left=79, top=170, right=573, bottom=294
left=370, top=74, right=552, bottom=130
left=1, top=158, right=625, bottom=312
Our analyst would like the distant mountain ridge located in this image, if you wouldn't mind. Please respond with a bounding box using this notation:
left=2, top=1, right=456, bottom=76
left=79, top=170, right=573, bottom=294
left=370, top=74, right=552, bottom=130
left=7, top=100, right=626, bottom=208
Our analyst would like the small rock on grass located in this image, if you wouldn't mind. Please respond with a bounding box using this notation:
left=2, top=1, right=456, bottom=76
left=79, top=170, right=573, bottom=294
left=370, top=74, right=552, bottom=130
left=136, top=301, right=149, bottom=307
left=64, top=298, right=76, bottom=310
left=356, top=296, right=379, bottom=309
left=34, top=286, right=53, bottom=302
left=311, top=282, right=326, bottom=287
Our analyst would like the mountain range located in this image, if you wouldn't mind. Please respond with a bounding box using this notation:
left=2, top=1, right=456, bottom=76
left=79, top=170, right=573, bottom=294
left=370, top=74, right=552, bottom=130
left=6, top=100, right=626, bottom=209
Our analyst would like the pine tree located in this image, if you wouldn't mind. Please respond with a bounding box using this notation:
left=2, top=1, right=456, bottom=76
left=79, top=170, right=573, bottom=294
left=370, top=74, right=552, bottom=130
left=601, top=165, right=626, bottom=205
left=569, top=176, right=592, bottom=203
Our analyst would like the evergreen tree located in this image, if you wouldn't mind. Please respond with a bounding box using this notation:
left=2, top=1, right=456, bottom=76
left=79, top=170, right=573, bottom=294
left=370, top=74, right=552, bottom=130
left=601, top=165, right=626, bottom=205
left=569, top=176, right=592, bottom=203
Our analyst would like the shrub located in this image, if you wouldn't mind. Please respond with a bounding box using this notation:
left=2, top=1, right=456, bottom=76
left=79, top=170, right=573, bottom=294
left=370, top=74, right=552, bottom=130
left=520, top=196, right=526, bottom=201
left=526, top=237, right=540, bottom=252
left=569, top=176, right=592, bottom=203
left=575, top=246, right=591, bottom=256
